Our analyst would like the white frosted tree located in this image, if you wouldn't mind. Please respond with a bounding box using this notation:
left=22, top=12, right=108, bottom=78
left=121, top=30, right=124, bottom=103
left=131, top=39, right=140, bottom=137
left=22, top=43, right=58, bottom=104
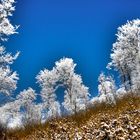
left=0, top=0, right=19, bottom=96
left=37, top=58, right=90, bottom=116
left=0, top=99, right=21, bottom=127
left=36, top=68, right=61, bottom=119
left=0, top=47, right=19, bottom=95
left=0, top=0, right=18, bottom=41
left=0, top=0, right=19, bottom=128
left=55, top=58, right=90, bottom=114
left=16, top=88, right=40, bottom=125
left=107, top=19, right=140, bottom=92
left=131, top=51, right=140, bottom=93
left=62, top=73, right=89, bottom=114
left=98, top=73, right=116, bottom=104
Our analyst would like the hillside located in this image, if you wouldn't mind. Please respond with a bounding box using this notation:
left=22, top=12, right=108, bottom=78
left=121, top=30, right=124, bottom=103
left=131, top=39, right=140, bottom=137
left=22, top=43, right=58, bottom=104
left=6, top=95, right=140, bottom=140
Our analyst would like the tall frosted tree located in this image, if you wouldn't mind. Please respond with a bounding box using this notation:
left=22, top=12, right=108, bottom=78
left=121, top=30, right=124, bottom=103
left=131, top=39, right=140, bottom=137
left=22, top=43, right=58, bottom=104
left=37, top=58, right=90, bottom=117
left=36, top=69, right=61, bottom=119
left=55, top=58, right=90, bottom=114
left=0, top=0, right=20, bottom=128
left=107, top=19, right=140, bottom=92
left=0, top=0, right=19, bottom=96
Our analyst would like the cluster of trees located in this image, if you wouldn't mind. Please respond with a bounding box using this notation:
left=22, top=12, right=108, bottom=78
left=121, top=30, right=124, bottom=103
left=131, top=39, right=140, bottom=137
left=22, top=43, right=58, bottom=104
left=0, top=0, right=140, bottom=128
left=36, top=58, right=89, bottom=117
left=0, top=0, right=90, bottom=127
left=92, top=19, right=140, bottom=105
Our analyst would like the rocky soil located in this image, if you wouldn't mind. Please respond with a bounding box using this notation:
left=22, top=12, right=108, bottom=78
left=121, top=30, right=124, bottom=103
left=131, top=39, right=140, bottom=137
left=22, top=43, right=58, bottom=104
left=7, top=96, right=140, bottom=140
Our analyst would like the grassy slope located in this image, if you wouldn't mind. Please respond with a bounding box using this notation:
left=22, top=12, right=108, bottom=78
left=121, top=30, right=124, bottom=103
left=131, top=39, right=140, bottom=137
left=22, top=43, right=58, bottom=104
left=7, top=95, right=140, bottom=140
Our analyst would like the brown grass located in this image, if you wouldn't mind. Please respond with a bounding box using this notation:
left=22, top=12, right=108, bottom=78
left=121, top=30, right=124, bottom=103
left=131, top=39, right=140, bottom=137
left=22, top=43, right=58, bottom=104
left=6, top=94, right=140, bottom=140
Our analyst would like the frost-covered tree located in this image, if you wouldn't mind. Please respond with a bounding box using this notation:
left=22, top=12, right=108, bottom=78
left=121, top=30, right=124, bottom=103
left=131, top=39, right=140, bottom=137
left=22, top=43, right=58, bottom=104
left=0, top=47, right=19, bottom=95
left=37, top=58, right=90, bottom=116
left=0, top=99, right=21, bottom=127
left=1, top=89, right=42, bottom=127
left=0, top=0, right=19, bottom=96
left=31, top=103, right=43, bottom=123
left=16, top=88, right=39, bottom=125
left=36, top=69, right=61, bottom=119
left=55, top=58, right=90, bottom=114
left=98, top=73, right=116, bottom=104
left=0, top=0, right=18, bottom=41
left=131, top=52, right=140, bottom=92
left=107, top=19, right=140, bottom=92
left=0, top=0, right=19, bottom=128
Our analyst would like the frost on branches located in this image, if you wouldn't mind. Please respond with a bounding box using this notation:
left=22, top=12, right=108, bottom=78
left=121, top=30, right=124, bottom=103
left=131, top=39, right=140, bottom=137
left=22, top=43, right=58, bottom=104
left=55, top=58, right=90, bottom=114
left=0, top=46, right=19, bottom=95
left=0, top=0, right=19, bottom=96
left=107, top=19, right=140, bottom=93
left=36, top=69, right=61, bottom=119
left=0, top=99, right=21, bottom=127
left=0, top=0, right=19, bottom=128
left=37, top=58, right=90, bottom=117
left=91, top=73, right=116, bottom=105
left=97, top=73, right=116, bottom=104
left=16, top=88, right=42, bottom=125
left=0, top=0, right=18, bottom=41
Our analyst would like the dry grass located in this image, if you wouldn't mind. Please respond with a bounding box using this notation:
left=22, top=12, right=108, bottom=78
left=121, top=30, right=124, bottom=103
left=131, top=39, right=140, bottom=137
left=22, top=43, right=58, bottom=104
left=6, top=94, right=140, bottom=140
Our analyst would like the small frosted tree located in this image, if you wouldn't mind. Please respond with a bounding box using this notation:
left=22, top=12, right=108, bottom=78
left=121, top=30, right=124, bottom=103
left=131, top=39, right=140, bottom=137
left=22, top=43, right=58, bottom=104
left=107, top=19, right=140, bottom=92
left=16, top=88, right=39, bottom=125
left=98, top=73, right=116, bottom=104
left=0, top=99, right=21, bottom=127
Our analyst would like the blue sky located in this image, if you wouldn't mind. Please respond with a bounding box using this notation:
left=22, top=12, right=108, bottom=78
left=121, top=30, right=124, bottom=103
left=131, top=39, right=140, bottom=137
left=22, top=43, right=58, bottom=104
left=5, top=0, right=140, bottom=98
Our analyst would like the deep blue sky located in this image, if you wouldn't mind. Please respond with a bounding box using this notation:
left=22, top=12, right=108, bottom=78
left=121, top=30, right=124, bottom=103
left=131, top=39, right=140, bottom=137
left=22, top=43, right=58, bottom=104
left=5, top=0, right=140, bottom=98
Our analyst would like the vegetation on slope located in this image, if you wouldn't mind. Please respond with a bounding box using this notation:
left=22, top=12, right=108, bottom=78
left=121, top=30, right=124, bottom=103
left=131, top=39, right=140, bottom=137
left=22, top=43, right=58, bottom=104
left=6, top=94, right=140, bottom=140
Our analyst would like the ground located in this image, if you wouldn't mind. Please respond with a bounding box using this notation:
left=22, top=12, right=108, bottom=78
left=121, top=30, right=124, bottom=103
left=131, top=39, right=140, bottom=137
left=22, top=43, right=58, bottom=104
left=6, top=95, right=140, bottom=140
